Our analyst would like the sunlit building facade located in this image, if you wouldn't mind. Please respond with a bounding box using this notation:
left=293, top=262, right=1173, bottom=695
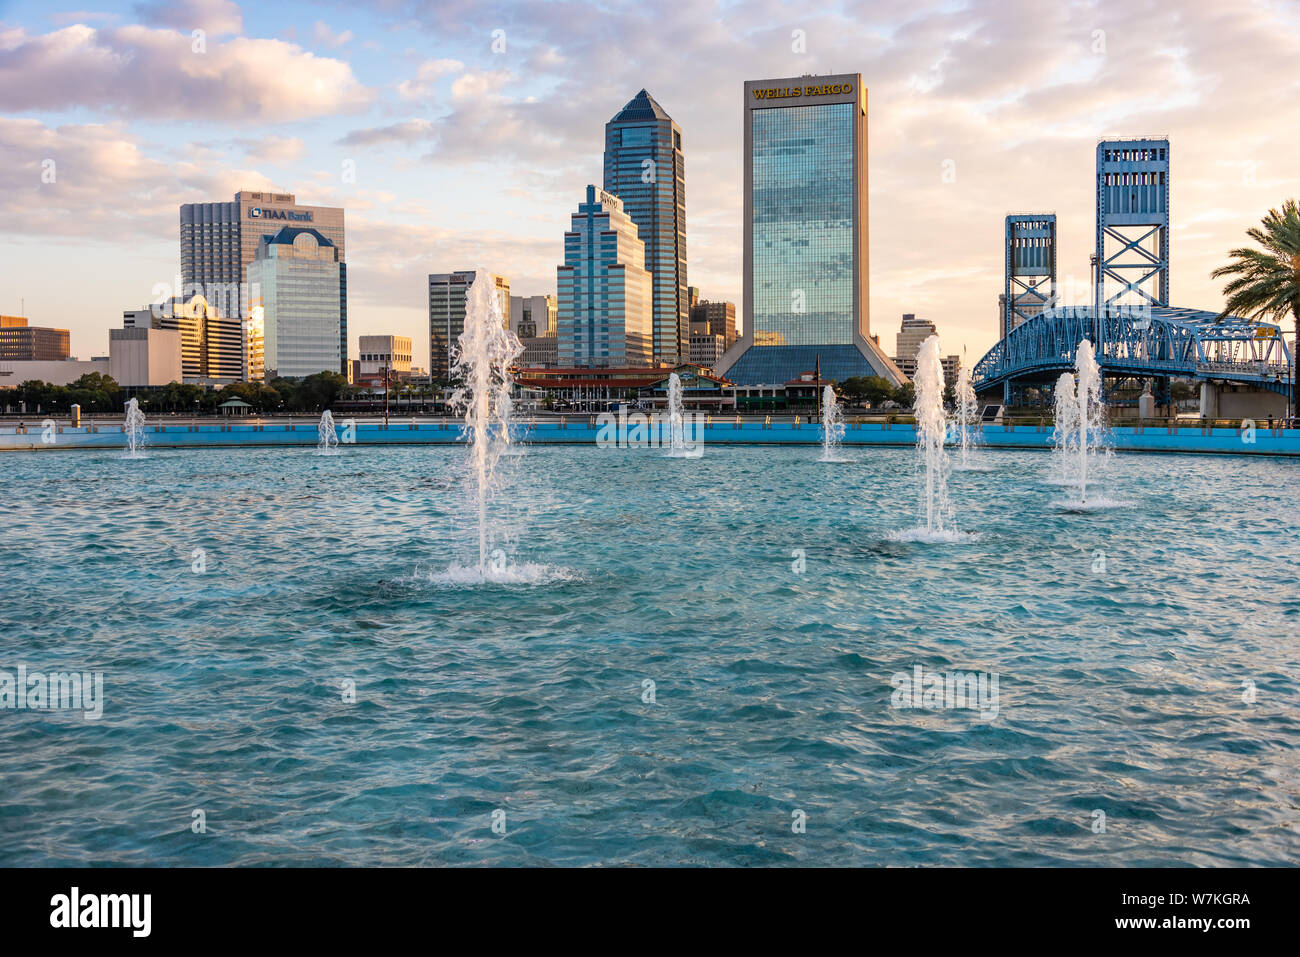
left=556, top=186, right=654, bottom=369
left=603, top=90, right=688, bottom=365
left=179, top=190, right=346, bottom=372
left=246, top=228, right=344, bottom=380
left=717, top=74, right=903, bottom=387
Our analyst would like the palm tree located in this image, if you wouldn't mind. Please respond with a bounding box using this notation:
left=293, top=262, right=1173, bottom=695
left=1211, top=199, right=1300, bottom=421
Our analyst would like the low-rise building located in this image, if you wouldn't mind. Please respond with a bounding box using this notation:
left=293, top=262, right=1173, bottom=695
left=0, top=316, right=71, bottom=361
left=109, top=327, right=183, bottom=387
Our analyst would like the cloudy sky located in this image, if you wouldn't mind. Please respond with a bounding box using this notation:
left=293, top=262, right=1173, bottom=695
left=1, top=0, right=1298, bottom=368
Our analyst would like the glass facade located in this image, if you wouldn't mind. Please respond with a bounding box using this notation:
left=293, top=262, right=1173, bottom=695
left=556, top=186, right=654, bottom=368
left=248, top=229, right=343, bottom=380
left=180, top=191, right=347, bottom=374
left=751, top=102, right=855, bottom=348
left=603, top=91, right=688, bottom=365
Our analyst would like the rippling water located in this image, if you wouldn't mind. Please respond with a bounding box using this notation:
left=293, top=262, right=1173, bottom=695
left=1, top=444, right=1297, bottom=866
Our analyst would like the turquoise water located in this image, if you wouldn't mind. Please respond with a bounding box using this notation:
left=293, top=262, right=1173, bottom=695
left=1, top=444, right=1297, bottom=866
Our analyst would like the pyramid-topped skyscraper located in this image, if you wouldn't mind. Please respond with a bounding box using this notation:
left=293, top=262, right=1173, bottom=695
left=603, top=90, right=688, bottom=366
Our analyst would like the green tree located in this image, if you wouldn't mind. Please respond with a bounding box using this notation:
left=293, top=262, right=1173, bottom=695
left=893, top=382, right=916, bottom=408
left=1211, top=199, right=1300, bottom=418
left=840, top=375, right=895, bottom=407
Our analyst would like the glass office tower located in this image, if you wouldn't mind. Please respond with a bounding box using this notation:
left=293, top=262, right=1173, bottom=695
left=716, top=74, right=903, bottom=387
left=246, top=228, right=344, bottom=380
left=180, top=190, right=347, bottom=374
left=556, top=186, right=654, bottom=369
left=603, top=90, right=687, bottom=366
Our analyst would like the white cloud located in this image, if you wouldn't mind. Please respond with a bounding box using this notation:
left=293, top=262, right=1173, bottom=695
left=338, top=119, right=434, bottom=147
left=313, top=21, right=354, bottom=49
left=0, top=24, right=372, bottom=122
left=396, top=58, right=465, bottom=102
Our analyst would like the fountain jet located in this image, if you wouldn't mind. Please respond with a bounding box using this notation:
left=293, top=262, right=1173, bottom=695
left=953, top=364, right=979, bottom=469
left=449, top=270, right=525, bottom=571
left=124, top=398, right=147, bottom=457
left=317, top=410, right=340, bottom=454
left=901, top=334, right=958, bottom=539
left=820, top=384, right=846, bottom=461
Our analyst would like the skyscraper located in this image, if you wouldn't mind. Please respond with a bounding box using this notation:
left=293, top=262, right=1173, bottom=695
left=556, top=186, right=654, bottom=369
left=427, top=271, right=511, bottom=380
left=246, top=227, right=344, bottom=380
left=716, top=74, right=903, bottom=387
left=603, top=89, right=687, bottom=365
left=179, top=190, right=347, bottom=373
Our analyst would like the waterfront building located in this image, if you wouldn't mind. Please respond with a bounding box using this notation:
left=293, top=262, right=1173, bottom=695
left=509, top=295, right=557, bottom=338
left=245, top=307, right=265, bottom=383
left=603, top=90, right=688, bottom=364
left=0, top=316, right=70, bottom=361
left=717, top=74, right=904, bottom=387
left=557, top=186, right=655, bottom=369
left=690, top=300, right=737, bottom=350
left=428, top=271, right=510, bottom=380
left=179, top=190, right=346, bottom=371
left=689, top=333, right=725, bottom=369
left=123, top=295, right=244, bottom=383
left=108, top=327, right=183, bottom=387
left=246, top=228, right=344, bottom=380
left=359, top=335, right=413, bottom=380
left=890, top=313, right=960, bottom=391
left=0, top=358, right=109, bottom=390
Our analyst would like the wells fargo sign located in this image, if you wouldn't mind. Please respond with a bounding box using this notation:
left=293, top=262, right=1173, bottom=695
left=752, top=83, right=855, bottom=100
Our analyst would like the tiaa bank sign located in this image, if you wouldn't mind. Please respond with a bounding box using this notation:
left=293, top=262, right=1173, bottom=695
left=248, top=207, right=313, bottom=222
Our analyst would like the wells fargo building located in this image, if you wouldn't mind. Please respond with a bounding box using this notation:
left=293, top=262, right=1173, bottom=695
left=716, top=74, right=903, bottom=386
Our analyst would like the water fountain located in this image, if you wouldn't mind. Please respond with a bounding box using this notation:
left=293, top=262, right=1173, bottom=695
left=1051, top=371, right=1079, bottom=486
left=317, top=409, right=340, bottom=454
left=1050, top=340, right=1110, bottom=507
left=664, top=372, right=695, bottom=457
left=891, top=335, right=964, bottom=541
left=498, top=389, right=519, bottom=455
left=952, top=364, right=979, bottom=469
left=123, top=397, right=147, bottom=457
left=1073, top=339, right=1104, bottom=504
left=820, top=384, right=846, bottom=462
left=446, top=270, right=526, bottom=576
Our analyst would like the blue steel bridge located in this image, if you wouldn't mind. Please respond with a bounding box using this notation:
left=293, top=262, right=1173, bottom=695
left=971, top=304, right=1294, bottom=404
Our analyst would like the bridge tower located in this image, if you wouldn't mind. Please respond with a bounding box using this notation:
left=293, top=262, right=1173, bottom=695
left=1002, top=214, right=1057, bottom=341
left=1095, top=139, right=1170, bottom=312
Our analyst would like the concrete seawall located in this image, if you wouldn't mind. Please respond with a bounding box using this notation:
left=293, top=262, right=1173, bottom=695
left=2, top=419, right=1298, bottom=456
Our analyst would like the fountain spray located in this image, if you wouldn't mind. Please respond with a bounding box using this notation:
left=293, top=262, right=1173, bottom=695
left=914, top=335, right=953, bottom=535
left=1074, top=339, right=1103, bottom=504
left=449, top=271, right=524, bottom=571
left=317, top=409, right=340, bottom=453
left=954, top=364, right=978, bottom=469
left=820, top=384, right=845, bottom=461
left=123, top=398, right=147, bottom=457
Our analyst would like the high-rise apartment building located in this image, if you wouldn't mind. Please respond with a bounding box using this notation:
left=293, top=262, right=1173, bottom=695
left=717, top=74, right=903, bottom=387
left=428, top=271, right=510, bottom=380
left=603, top=90, right=688, bottom=365
left=556, top=186, right=654, bottom=369
left=179, top=190, right=347, bottom=372
left=246, top=228, right=344, bottom=380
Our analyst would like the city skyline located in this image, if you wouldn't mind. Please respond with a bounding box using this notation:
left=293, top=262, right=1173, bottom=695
left=1, top=0, right=1299, bottom=370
